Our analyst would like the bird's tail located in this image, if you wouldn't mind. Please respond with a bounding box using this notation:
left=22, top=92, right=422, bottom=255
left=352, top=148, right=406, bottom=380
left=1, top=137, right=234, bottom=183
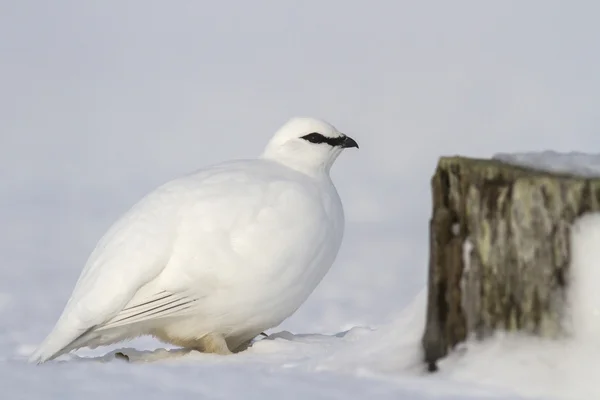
left=29, top=321, right=140, bottom=364
left=28, top=322, right=92, bottom=364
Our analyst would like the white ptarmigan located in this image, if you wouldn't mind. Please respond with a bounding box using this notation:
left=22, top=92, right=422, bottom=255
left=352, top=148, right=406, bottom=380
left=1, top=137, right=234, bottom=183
left=29, top=117, right=358, bottom=364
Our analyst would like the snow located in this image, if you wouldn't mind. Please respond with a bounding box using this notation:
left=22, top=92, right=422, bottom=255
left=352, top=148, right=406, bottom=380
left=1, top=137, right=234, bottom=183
left=7, top=290, right=521, bottom=400
left=568, top=214, right=600, bottom=340
left=7, top=145, right=600, bottom=400
left=4, top=2, right=600, bottom=399
left=494, top=151, right=600, bottom=178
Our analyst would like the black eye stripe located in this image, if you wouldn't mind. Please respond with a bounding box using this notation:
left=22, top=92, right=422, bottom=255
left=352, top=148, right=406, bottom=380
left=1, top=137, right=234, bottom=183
left=301, top=132, right=345, bottom=147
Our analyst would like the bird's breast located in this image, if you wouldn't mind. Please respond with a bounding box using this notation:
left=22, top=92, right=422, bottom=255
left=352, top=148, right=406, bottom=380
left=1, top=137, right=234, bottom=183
left=163, top=175, right=344, bottom=331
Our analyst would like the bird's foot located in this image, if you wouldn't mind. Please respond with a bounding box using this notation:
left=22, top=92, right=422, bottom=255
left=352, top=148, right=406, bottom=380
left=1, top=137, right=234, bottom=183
left=194, top=333, right=233, bottom=355
left=112, top=348, right=193, bottom=363
left=114, top=352, right=130, bottom=362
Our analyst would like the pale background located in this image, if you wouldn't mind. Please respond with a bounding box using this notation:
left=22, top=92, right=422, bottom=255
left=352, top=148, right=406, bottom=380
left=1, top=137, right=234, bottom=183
left=1, top=1, right=598, bottom=398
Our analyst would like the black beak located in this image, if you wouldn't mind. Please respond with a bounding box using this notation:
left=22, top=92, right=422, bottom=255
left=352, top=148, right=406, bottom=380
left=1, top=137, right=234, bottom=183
left=341, top=135, right=359, bottom=149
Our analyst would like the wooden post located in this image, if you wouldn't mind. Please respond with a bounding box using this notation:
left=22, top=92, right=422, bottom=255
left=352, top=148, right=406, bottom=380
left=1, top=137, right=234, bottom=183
left=421, top=156, right=600, bottom=372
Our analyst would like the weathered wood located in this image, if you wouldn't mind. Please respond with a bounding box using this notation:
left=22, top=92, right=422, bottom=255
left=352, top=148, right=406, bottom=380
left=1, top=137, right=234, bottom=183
left=422, top=156, right=600, bottom=372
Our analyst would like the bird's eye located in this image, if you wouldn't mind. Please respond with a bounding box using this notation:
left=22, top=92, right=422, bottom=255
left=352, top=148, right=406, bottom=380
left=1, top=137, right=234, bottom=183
left=301, top=133, right=325, bottom=143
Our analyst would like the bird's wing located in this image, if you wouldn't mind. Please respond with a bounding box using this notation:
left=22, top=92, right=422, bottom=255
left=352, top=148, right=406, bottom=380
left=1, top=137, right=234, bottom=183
left=29, top=181, right=185, bottom=363
left=93, top=289, right=199, bottom=331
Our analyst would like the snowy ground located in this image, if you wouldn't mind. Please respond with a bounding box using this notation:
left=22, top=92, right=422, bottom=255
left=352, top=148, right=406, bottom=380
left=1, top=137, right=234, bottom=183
left=6, top=153, right=600, bottom=400
left=4, top=2, right=600, bottom=399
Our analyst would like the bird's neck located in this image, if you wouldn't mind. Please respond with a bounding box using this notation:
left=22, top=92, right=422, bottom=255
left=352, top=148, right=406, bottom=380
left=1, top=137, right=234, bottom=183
left=260, top=150, right=332, bottom=178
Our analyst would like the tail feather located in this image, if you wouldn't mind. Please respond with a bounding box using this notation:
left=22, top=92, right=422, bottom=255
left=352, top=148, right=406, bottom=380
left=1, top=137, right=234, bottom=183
left=28, top=324, right=93, bottom=364
left=29, top=323, right=146, bottom=364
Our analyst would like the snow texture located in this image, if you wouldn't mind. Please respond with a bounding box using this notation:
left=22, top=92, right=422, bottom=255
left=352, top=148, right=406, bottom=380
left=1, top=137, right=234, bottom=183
left=494, top=151, right=600, bottom=178
left=6, top=154, right=600, bottom=400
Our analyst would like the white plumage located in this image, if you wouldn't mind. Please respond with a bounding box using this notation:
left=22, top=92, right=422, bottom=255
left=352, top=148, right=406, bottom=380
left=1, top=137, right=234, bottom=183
left=30, top=117, right=358, bottom=364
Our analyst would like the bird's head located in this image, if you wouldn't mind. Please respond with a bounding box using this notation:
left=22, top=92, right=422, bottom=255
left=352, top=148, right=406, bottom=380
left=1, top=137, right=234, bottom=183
left=261, top=117, right=359, bottom=176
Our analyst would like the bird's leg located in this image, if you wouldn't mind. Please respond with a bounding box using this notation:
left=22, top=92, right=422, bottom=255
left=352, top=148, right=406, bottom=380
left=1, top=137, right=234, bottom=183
left=231, top=339, right=253, bottom=353
left=194, top=333, right=233, bottom=355
left=230, top=332, right=269, bottom=353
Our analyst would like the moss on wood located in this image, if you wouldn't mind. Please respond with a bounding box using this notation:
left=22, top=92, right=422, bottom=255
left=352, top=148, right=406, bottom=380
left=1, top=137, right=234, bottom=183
left=422, top=156, right=600, bottom=372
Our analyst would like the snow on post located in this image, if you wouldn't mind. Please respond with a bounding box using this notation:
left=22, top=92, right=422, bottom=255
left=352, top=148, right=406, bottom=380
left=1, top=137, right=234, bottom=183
left=422, top=154, right=600, bottom=372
